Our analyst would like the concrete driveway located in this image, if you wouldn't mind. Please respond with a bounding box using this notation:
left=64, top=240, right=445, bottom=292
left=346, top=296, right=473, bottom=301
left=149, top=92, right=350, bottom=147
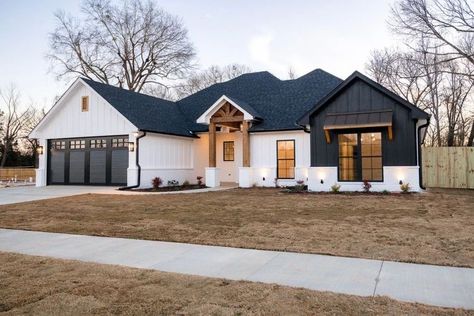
left=0, top=185, right=118, bottom=205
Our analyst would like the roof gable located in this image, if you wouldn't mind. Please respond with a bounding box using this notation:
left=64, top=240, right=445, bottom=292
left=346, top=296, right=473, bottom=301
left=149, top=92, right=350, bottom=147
left=298, top=71, right=429, bottom=125
left=196, top=95, right=262, bottom=124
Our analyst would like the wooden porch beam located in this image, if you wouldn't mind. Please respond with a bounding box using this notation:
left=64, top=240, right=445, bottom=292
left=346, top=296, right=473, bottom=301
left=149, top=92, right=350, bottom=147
left=210, top=115, right=244, bottom=123
left=242, top=120, right=250, bottom=167
left=209, top=122, right=216, bottom=167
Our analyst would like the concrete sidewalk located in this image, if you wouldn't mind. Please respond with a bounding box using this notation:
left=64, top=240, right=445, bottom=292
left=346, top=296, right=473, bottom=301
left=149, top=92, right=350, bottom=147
left=0, top=229, right=472, bottom=310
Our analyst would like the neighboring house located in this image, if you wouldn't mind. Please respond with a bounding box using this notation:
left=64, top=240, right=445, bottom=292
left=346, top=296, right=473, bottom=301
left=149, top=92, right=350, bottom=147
left=30, top=69, right=430, bottom=191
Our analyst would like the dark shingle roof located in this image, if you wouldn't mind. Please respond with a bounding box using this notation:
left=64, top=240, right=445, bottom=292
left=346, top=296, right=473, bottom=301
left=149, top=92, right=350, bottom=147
left=177, top=69, right=343, bottom=132
left=81, top=69, right=343, bottom=135
left=82, top=78, right=196, bottom=137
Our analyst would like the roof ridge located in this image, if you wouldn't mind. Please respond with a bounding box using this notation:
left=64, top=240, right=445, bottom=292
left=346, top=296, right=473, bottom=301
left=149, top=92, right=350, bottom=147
left=80, top=77, right=176, bottom=105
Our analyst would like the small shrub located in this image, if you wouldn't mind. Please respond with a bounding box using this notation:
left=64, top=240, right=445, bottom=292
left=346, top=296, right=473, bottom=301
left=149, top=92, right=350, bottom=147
left=382, top=189, right=390, bottom=195
left=182, top=180, right=190, bottom=187
left=330, top=183, right=341, bottom=193
left=168, top=180, right=179, bottom=187
left=252, top=182, right=258, bottom=188
left=400, top=183, right=410, bottom=193
left=197, top=176, right=203, bottom=186
left=362, top=179, right=372, bottom=193
left=152, top=177, right=162, bottom=189
left=294, top=179, right=306, bottom=192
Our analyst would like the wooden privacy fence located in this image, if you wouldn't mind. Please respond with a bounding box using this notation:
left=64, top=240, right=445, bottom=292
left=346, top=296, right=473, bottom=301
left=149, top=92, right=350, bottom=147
left=0, top=167, right=36, bottom=181
left=422, top=147, right=474, bottom=189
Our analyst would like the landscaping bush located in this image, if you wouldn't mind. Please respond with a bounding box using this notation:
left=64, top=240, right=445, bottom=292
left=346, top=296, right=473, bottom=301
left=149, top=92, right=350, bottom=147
left=330, top=183, right=341, bottom=193
left=152, top=177, right=162, bottom=189
left=168, top=180, right=179, bottom=187
left=182, top=180, right=190, bottom=187
left=362, top=180, right=372, bottom=193
left=400, top=183, right=410, bottom=193
left=294, top=179, right=305, bottom=192
left=196, top=176, right=203, bottom=186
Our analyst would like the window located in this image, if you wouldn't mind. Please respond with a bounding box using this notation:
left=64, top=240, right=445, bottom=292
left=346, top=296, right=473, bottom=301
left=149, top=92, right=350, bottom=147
left=277, top=140, right=295, bottom=179
left=81, top=96, right=89, bottom=112
left=338, top=134, right=359, bottom=181
left=223, top=141, right=234, bottom=161
left=361, top=133, right=382, bottom=181
left=338, top=132, right=382, bottom=182
left=51, top=141, right=65, bottom=150
left=70, top=140, right=85, bottom=149
left=112, top=137, right=129, bottom=148
left=90, top=139, right=107, bottom=149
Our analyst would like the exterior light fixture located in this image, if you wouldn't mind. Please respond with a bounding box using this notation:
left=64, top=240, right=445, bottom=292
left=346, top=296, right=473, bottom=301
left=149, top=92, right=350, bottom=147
left=399, top=180, right=403, bottom=185
left=263, top=177, right=266, bottom=181
left=128, top=142, right=135, bottom=152
left=36, top=146, right=44, bottom=155
left=320, top=179, right=324, bottom=184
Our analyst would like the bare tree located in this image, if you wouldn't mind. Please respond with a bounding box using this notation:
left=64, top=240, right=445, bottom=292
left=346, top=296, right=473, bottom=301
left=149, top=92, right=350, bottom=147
left=0, top=85, right=37, bottom=167
left=48, top=0, right=195, bottom=93
left=174, top=64, right=251, bottom=99
left=391, top=0, right=474, bottom=67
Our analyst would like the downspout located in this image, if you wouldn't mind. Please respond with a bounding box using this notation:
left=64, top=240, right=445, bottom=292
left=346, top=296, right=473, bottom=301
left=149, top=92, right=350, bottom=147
left=417, top=118, right=430, bottom=190
left=118, top=130, right=146, bottom=190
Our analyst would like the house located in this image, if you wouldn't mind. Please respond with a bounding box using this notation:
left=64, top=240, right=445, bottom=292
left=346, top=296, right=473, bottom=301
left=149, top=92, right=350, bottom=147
left=29, top=69, right=430, bottom=191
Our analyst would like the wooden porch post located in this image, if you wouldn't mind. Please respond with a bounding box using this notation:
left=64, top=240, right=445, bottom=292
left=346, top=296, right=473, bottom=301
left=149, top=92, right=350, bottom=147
left=209, top=122, right=216, bottom=167
left=242, top=120, right=250, bottom=167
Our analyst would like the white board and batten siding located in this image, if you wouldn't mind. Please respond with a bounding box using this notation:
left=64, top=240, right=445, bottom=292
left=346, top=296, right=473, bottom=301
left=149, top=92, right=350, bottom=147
left=250, top=130, right=311, bottom=186
left=32, top=81, right=136, bottom=140
left=138, top=133, right=195, bottom=187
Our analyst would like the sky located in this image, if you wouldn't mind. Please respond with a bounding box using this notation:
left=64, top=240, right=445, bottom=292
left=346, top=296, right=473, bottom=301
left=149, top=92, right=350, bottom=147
left=0, top=0, right=397, bottom=109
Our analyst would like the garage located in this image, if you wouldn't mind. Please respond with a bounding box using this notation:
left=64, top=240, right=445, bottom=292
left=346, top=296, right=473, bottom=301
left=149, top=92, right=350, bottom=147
left=47, top=136, right=129, bottom=186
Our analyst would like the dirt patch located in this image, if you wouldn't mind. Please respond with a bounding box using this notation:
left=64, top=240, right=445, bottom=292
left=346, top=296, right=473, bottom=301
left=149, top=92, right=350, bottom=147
left=0, top=252, right=471, bottom=315
left=0, top=187, right=473, bottom=267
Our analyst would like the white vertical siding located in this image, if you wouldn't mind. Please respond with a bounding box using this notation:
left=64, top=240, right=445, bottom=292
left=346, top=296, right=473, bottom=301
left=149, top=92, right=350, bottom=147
left=32, top=82, right=136, bottom=139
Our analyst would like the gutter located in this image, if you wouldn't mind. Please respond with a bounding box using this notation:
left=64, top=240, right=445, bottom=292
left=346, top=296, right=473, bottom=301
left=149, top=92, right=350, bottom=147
left=118, top=130, right=147, bottom=190
left=417, top=118, right=430, bottom=190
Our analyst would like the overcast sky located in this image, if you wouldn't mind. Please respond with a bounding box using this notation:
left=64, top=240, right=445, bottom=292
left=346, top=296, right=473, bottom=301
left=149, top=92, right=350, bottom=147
left=0, top=0, right=396, bottom=108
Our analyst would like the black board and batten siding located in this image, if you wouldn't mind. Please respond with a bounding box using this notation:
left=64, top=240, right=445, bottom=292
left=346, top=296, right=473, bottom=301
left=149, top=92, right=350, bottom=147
left=310, top=79, right=418, bottom=167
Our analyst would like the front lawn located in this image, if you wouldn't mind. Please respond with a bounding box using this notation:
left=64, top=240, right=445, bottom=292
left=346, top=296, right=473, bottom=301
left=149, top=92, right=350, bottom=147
left=0, top=252, right=469, bottom=315
left=0, top=188, right=473, bottom=267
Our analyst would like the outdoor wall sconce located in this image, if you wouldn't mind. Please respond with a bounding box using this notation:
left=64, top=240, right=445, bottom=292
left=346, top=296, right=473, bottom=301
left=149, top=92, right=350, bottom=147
left=36, top=146, right=44, bottom=155
left=320, top=179, right=324, bottom=184
left=128, top=142, right=135, bottom=152
left=399, top=180, right=403, bottom=185
left=263, top=177, right=266, bottom=181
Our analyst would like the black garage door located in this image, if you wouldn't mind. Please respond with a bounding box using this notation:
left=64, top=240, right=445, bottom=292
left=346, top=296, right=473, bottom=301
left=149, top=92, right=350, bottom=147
left=47, top=136, right=129, bottom=186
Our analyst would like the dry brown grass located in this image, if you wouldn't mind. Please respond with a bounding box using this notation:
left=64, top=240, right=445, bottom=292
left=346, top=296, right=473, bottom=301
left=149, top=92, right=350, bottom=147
left=0, top=188, right=473, bottom=267
left=0, top=252, right=471, bottom=315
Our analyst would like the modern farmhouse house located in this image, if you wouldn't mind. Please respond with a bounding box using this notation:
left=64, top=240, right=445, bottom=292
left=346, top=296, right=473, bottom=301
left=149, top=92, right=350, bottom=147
left=30, top=69, right=430, bottom=191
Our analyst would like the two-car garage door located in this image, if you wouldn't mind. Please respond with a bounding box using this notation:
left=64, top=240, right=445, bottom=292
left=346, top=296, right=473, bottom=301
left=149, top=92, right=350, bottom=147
left=47, top=136, right=129, bottom=186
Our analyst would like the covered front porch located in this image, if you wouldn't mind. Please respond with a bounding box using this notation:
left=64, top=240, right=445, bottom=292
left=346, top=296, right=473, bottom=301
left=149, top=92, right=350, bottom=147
left=196, top=95, right=259, bottom=188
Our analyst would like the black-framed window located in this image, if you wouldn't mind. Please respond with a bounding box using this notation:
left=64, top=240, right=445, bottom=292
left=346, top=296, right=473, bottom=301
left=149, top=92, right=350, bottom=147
left=223, top=141, right=234, bottom=161
left=70, top=140, right=85, bottom=150
left=338, top=132, right=382, bottom=182
left=112, top=137, right=129, bottom=148
left=277, top=140, right=295, bottom=179
left=90, top=139, right=107, bottom=149
left=51, top=141, right=66, bottom=150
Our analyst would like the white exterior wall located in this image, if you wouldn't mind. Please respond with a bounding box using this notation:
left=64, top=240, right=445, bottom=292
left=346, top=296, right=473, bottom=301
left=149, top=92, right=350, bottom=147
left=192, top=131, right=243, bottom=184
left=308, top=166, right=421, bottom=192
left=249, top=130, right=310, bottom=187
left=137, top=133, right=195, bottom=188
left=192, top=130, right=310, bottom=187
left=30, top=81, right=137, bottom=187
